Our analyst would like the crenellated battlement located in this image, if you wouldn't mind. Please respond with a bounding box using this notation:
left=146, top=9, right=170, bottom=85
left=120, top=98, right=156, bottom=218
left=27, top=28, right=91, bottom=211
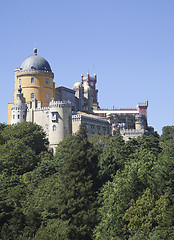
left=16, top=70, right=54, bottom=78
left=49, top=100, right=72, bottom=108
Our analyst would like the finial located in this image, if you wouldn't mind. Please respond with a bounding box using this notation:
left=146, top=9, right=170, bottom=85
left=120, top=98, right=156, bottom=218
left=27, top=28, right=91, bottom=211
left=33, top=48, right=37, bottom=55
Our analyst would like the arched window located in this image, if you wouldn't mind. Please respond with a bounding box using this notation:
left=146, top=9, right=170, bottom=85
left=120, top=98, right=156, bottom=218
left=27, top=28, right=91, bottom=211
left=53, top=125, right=56, bottom=132
left=46, top=93, right=49, bottom=100
left=46, top=78, right=49, bottom=85
left=46, top=111, right=49, bottom=118
left=31, top=77, right=35, bottom=84
left=45, top=124, right=49, bottom=131
left=31, top=93, right=35, bottom=99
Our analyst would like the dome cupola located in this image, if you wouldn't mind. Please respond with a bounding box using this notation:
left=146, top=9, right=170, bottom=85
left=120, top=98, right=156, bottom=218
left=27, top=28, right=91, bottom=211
left=20, top=48, right=52, bottom=72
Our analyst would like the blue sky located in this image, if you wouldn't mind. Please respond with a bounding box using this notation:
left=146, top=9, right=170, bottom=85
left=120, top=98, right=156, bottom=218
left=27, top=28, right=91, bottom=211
left=0, top=0, right=174, bottom=134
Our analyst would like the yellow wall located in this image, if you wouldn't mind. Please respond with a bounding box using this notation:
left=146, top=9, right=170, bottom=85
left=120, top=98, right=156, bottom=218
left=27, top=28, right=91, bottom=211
left=8, top=69, right=55, bottom=124
left=14, top=72, right=54, bottom=107
left=7, top=103, right=12, bottom=124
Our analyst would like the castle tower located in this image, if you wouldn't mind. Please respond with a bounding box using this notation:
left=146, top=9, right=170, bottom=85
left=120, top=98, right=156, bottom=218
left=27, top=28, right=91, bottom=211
left=84, top=86, right=93, bottom=114
left=137, top=100, right=148, bottom=118
left=73, top=82, right=84, bottom=112
left=49, top=100, right=72, bottom=153
left=8, top=48, right=55, bottom=123
left=81, top=73, right=99, bottom=110
left=135, top=114, right=147, bottom=130
left=10, top=86, right=27, bottom=124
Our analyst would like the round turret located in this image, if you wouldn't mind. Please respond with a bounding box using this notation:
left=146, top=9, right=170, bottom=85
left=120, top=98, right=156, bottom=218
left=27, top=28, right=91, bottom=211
left=73, top=82, right=82, bottom=89
left=13, top=49, right=54, bottom=108
left=20, top=48, right=52, bottom=72
left=84, top=85, right=91, bottom=91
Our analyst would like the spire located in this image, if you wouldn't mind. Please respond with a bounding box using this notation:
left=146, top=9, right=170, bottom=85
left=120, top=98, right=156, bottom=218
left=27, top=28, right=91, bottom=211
left=33, top=48, right=37, bottom=55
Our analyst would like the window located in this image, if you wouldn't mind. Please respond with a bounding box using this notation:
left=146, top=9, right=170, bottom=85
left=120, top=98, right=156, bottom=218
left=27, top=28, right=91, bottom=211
left=45, top=124, right=49, bottom=131
left=52, top=112, right=57, bottom=122
left=46, top=93, right=49, bottom=100
left=92, top=125, right=95, bottom=134
left=19, top=79, right=21, bottom=86
left=86, top=125, right=89, bottom=132
left=46, top=78, right=49, bottom=85
left=31, top=93, right=35, bottom=99
left=46, top=111, right=49, bottom=118
left=23, top=115, right=25, bottom=119
left=53, top=125, right=56, bottom=131
left=31, top=77, right=35, bottom=84
left=18, top=115, right=20, bottom=119
left=13, top=115, right=15, bottom=119
left=90, top=82, right=94, bottom=87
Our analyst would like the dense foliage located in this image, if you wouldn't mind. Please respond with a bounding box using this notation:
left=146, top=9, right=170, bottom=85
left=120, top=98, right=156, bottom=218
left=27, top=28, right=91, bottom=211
left=0, top=122, right=173, bottom=239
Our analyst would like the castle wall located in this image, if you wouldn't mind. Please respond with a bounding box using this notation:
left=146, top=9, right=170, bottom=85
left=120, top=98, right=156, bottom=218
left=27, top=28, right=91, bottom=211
left=72, top=113, right=111, bottom=139
left=33, top=107, right=50, bottom=132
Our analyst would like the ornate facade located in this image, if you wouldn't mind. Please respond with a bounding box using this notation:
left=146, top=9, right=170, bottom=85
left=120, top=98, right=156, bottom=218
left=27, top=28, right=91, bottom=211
left=8, top=49, right=154, bottom=153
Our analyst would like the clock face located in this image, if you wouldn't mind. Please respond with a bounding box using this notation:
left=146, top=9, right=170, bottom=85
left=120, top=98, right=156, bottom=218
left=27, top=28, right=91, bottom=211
left=84, top=82, right=87, bottom=87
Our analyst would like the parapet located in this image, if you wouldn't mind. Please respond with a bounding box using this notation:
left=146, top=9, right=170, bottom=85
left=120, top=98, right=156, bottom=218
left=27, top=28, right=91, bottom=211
left=49, top=100, right=72, bottom=108
left=137, top=100, right=148, bottom=108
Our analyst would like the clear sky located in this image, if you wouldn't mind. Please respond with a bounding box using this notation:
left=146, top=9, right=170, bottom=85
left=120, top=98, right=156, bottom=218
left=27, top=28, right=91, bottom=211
left=0, top=0, right=174, bottom=134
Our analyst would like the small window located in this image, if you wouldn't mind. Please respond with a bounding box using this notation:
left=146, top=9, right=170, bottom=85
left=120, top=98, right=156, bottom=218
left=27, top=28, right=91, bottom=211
left=18, top=115, right=20, bottom=119
left=13, top=115, right=15, bottom=119
left=31, top=77, right=35, bottom=84
left=46, top=111, right=49, bottom=118
left=46, top=78, right=49, bottom=85
left=52, top=112, right=57, bottom=121
left=46, top=93, right=49, bottom=100
left=92, top=125, right=95, bottom=134
left=19, top=79, right=21, bottom=86
left=86, top=125, right=89, bottom=132
left=53, top=125, right=56, bottom=132
left=23, top=115, right=25, bottom=119
left=31, top=93, right=35, bottom=99
left=45, top=124, right=49, bottom=131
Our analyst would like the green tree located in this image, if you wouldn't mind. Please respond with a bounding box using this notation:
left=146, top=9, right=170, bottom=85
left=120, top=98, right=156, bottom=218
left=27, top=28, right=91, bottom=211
left=0, top=139, right=39, bottom=176
left=32, top=219, right=70, bottom=240
left=152, top=125, right=174, bottom=200
left=94, top=135, right=160, bottom=240
left=1, top=122, right=49, bottom=154
left=98, top=134, right=128, bottom=182
left=0, top=122, right=50, bottom=176
left=0, top=123, right=6, bottom=145
left=54, top=125, right=99, bottom=239
left=0, top=175, right=27, bottom=240
left=123, top=189, right=172, bottom=239
left=160, top=125, right=174, bottom=142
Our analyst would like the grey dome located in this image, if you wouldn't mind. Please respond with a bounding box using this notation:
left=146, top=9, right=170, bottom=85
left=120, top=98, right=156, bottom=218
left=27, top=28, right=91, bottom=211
left=20, top=49, right=52, bottom=72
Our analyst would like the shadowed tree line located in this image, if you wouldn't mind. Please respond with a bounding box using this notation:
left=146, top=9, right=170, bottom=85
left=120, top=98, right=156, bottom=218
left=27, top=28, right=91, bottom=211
left=0, top=122, right=173, bottom=239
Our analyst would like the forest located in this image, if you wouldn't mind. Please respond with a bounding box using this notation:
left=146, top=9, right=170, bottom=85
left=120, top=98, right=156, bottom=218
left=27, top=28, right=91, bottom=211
left=0, top=122, right=173, bottom=240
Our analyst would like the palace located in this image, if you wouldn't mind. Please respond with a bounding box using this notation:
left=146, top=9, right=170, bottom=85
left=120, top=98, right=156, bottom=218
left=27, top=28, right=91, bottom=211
left=8, top=49, right=155, bottom=152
